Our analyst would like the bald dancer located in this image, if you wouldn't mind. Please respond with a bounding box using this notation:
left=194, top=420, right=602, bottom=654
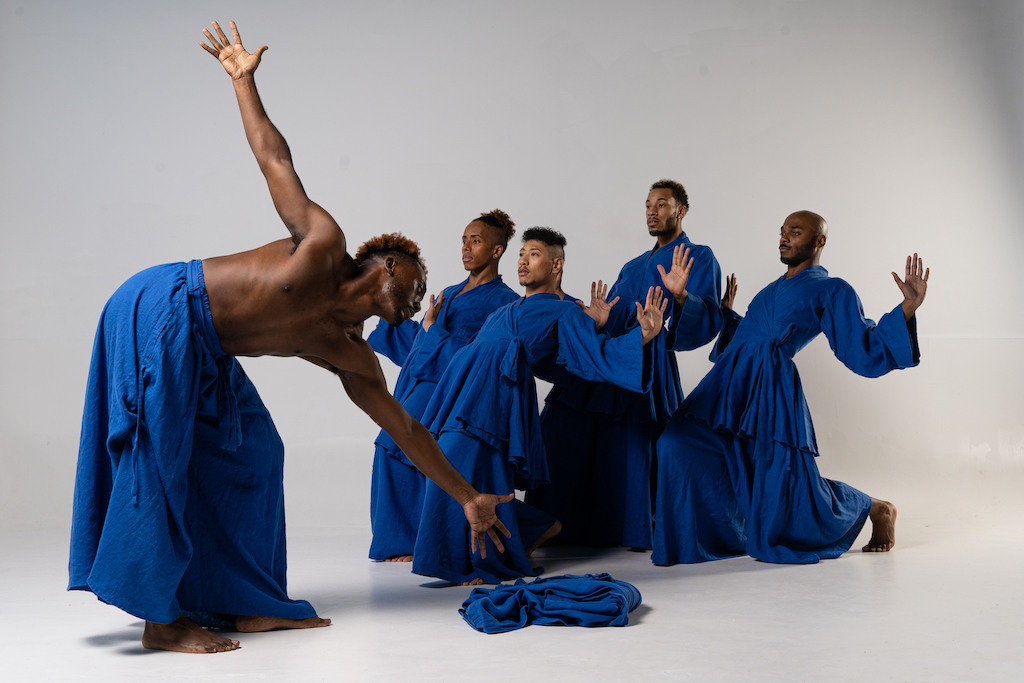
left=653, top=211, right=928, bottom=565
left=69, top=21, right=512, bottom=654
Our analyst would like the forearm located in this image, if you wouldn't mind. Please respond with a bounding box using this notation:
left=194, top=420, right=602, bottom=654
left=394, top=422, right=477, bottom=506
left=232, top=75, right=292, bottom=170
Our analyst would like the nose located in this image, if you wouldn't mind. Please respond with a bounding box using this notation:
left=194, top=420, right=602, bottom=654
left=462, top=241, right=470, bottom=253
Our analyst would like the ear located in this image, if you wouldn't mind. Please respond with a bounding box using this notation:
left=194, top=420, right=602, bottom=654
left=677, top=205, right=688, bottom=221
left=551, top=256, right=564, bottom=275
left=384, top=255, right=397, bottom=276
left=816, top=233, right=827, bottom=249
left=492, top=243, right=505, bottom=260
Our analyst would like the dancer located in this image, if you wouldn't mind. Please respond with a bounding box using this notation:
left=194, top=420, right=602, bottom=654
left=413, top=228, right=668, bottom=584
left=367, top=210, right=519, bottom=562
left=69, top=21, right=512, bottom=653
left=652, top=210, right=927, bottom=565
left=528, top=180, right=723, bottom=548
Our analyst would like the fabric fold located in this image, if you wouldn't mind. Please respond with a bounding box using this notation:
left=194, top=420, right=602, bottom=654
left=459, top=573, right=642, bottom=633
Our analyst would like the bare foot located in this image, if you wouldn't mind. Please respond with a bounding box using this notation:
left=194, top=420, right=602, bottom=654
left=142, top=616, right=240, bottom=653
left=384, top=554, right=413, bottom=563
left=235, top=615, right=331, bottom=633
left=526, top=520, right=563, bottom=558
left=461, top=577, right=486, bottom=586
left=862, top=498, right=897, bottom=552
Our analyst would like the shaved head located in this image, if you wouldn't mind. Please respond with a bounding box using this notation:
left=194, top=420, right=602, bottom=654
left=786, top=210, right=829, bottom=238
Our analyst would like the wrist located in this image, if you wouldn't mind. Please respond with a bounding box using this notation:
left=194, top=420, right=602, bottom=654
left=456, top=486, right=480, bottom=507
left=675, top=290, right=688, bottom=306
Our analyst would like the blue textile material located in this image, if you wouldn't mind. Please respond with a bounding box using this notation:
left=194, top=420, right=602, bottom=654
left=653, top=266, right=920, bottom=565
left=68, top=261, right=315, bottom=624
left=528, top=233, right=723, bottom=548
left=412, top=294, right=651, bottom=584
left=459, top=573, right=642, bottom=633
left=366, top=277, right=517, bottom=561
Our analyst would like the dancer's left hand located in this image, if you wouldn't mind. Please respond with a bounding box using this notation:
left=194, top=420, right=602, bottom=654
left=200, top=20, right=268, bottom=80
left=893, top=253, right=929, bottom=321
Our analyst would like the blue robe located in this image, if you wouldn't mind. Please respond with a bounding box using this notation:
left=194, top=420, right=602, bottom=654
left=68, top=261, right=316, bottom=625
left=459, top=573, right=642, bottom=633
left=527, top=233, right=722, bottom=548
left=365, top=277, right=518, bottom=560
left=412, top=294, right=653, bottom=584
left=652, top=265, right=920, bottom=565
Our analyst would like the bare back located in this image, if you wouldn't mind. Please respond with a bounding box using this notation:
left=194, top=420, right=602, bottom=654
left=201, top=229, right=369, bottom=361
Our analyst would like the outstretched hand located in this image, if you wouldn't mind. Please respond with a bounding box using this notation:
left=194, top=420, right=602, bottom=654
left=464, top=493, right=514, bottom=559
left=656, top=245, right=694, bottom=304
left=421, top=291, right=445, bottom=332
left=636, top=286, right=669, bottom=345
left=893, top=253, right=929, bottom=321
left=199, top=20, right=267, bottom=80
left=579, top=280, right=620, bottom=331
left=722, top=273, right=738, bottom=311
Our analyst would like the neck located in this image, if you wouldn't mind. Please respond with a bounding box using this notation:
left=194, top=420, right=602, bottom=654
left=337, top=266, right=386, bottom=322
left=655, top=227, right=683, bottom=250
left=465, top=260, right=500, bottom=289
left=524, top=280, right=558, bottom=297
left=785, top=257, right=820, bottom=280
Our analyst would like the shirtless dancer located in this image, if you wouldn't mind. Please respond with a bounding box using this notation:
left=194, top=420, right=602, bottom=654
left=69, top=21, right=511, bottom=654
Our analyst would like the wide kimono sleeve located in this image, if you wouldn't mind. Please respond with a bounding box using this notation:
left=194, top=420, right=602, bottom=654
left=550, top=306, right=653, bottom=394
left=665, top=244, right=724, bottom=352
left=366, top=318, right=422, bottom=367
left=820, top=280, right=920, bottom=377
left=407, top=282, right=519, bottom=384
left=709, top=306, right=744, bottom=362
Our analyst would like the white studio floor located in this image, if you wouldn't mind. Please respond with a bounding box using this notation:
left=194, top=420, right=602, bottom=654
left=2, top=512, right=1022, bottom=683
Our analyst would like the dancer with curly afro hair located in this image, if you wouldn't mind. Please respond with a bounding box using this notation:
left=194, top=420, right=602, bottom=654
left=69, top=20, right=513, bottom=655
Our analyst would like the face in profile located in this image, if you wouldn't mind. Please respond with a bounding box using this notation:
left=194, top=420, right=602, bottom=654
left=517, top=239, right=560, bottom=289
left=462, top=221, right=502, bottom=272
left=383, top=258, right=427, bottom=326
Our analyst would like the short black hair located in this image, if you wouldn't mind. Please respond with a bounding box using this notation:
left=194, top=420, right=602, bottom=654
left=522, top=227, right=566, bottom=249
left=650, top=179, right=689, bottom=209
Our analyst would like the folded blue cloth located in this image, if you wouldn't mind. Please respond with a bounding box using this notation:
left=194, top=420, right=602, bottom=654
left=459, top=573, right=642, bottom=633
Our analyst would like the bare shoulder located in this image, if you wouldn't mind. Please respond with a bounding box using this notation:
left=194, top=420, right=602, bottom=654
left=320, top=328, right=382, bottom=376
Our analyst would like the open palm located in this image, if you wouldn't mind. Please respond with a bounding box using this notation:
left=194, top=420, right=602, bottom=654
left=656, top=244, right=694, bottom=303
left=200, top=21, right=268, bottom=80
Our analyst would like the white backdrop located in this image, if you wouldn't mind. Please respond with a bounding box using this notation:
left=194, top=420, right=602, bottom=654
left=2, top=0, right=1022, bottom=534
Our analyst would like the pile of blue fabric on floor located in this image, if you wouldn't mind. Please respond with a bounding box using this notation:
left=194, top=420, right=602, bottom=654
left=459, top=573, right=641, bottom=634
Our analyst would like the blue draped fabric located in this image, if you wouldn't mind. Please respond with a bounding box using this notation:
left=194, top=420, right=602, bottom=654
left=528, top=233, right=722, bottom=548
left=459, top=573, right=642, bottom=633
left=365, top=277, right=517, bottom=560
left=653, top=265, right=920, bottom=565
left=68, top=261, right=316, bottom=625
left=412, top=294, right=651, bottom=584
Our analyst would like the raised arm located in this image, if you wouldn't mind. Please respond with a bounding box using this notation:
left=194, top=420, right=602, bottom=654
left=200, top=20, right=339, bottom=245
